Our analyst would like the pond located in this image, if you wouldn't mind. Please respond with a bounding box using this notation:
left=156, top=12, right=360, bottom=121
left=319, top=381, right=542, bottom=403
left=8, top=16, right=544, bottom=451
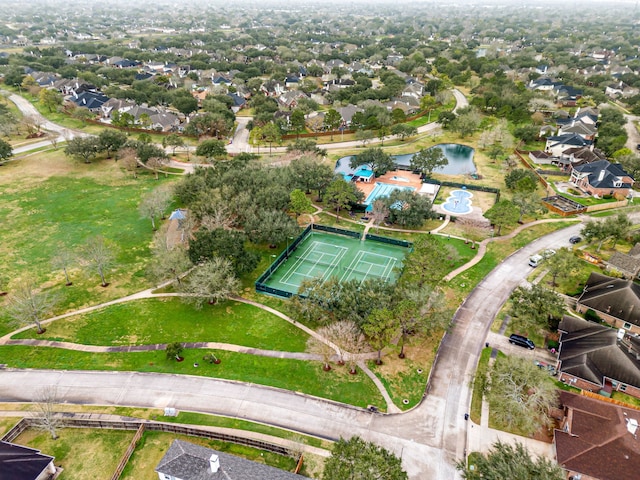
left=335, top=143, right=476, bottom=176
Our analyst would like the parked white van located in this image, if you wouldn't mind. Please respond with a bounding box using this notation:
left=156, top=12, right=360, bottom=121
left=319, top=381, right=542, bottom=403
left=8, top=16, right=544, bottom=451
left=528, top=254, right=544, bottom=267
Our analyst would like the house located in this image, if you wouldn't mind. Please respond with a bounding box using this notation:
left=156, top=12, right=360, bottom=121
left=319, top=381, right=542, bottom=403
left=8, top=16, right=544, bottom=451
left=556, top=315, right=640, bottom=399
left=574, top=106, right=599, bottom=126
left=557, top=120, right=597, bottom=141
left=545, top=133, right=592, bottom=157
left=260, top=80, right=286, bottom=97
left=277, top=90, right=308, bottom=110
left=608, top=248, right=640, bottom=279
left=149, top=112, right=180, bottom=132
left=528, top=150, right=556, bottom=165
left=554, top=390, right=640, bottom=480
left=67, top=91, right=109, bottom=112
left=337, top=105, right=362, bottom=126
left=569, top=160, right=633, bottom=198
left=576, top=272, right=640, bottom=334
left=560, top=146, right=606, bottom=170
left=155, top=439, right=308, bottom=480
left=0, top=441, right=57, bottom=480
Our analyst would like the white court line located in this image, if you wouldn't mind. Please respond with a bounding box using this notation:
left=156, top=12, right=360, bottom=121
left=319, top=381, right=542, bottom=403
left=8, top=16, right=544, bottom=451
left=279, top=241, right=347, bottom=288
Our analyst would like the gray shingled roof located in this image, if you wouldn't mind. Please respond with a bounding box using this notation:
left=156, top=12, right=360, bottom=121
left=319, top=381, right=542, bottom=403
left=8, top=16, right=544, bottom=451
left=607, top=252, right=640, bottom=278
left=0, top=441, right=54, bottom=480
left=578, top=272, right=640, bottom=326
left=156, top=440, right=309, bottom=480
left=558, top=315, right=640, bottom=389
left=572, top=160, right=634, bottom=188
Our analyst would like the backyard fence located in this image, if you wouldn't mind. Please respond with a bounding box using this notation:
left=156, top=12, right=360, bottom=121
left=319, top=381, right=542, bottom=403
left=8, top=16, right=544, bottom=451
left=424, top=178, right=501, bottom=204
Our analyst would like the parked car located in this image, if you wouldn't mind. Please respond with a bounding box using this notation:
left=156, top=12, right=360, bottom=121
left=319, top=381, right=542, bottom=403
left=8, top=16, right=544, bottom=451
left=569, top=235, right=582, bottom=244
left=509, top=334, right=535, bottom=350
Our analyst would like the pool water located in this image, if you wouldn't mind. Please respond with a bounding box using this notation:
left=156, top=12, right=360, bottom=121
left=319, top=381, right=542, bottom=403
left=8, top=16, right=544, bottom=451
left=364, top=182, right=415, bottom=211
left=442, top=189, right=473, bottom=214
left=335, top=143, right=476, bottom=176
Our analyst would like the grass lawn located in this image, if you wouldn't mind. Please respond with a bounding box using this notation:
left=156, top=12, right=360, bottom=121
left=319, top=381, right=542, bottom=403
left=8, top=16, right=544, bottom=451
left=15, top=427, right=134, bottom=480
left=368, top=335, right=440, bottom=410
left=611, top=391, right=640, bottom=408
left=470, top=347, right=492, bottom=424
left=14, top=297, right=309, bottom=352
left=120, top=430, right=305, bottom=480
left=0, top=151, right=179, bottom=336
left=0, top=346, right=385, bottom=408
left=0, top=417, right=21, bottom=436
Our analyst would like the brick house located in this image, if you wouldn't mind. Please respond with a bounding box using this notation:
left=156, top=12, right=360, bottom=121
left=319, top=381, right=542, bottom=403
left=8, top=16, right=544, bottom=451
left=554, top=391, right=640, bottom=480
left=556, top=315, right=640, bottom=400
left=576, top=272, right=640, bottom=334
left=569, top=160, right=633, bottom=198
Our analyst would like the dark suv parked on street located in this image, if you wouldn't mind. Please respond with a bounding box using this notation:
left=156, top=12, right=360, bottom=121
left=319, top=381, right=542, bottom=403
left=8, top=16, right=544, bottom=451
left=509, top=334, right=535, bottom=350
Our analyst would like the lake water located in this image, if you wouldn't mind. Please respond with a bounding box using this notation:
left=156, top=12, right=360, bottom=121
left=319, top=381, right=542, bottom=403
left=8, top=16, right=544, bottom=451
left=335, top=143, right=476, bottom=176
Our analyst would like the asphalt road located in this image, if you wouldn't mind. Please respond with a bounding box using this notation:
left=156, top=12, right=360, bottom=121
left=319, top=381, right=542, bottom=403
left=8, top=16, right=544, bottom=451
left=0, top=220, right=586, bottom=479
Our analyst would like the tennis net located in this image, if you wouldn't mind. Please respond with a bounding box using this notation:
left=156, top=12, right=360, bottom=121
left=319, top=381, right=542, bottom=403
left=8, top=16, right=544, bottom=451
left=291, top=256, right=339, bottom=269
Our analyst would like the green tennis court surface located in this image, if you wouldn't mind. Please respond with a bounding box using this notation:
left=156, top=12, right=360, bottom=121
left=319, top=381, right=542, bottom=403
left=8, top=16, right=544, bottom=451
left=261, top=231, right=409, bottom=296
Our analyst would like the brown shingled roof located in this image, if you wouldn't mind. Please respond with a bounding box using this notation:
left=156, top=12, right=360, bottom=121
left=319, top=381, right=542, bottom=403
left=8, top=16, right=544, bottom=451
left=555, top=391, right=640, bottom=480
left=578, top=272, right=640, bottom=327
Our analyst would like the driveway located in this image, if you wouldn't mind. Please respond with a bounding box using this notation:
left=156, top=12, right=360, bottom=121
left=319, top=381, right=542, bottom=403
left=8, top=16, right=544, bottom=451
left=0, top=220, right=589, bottom=479
left=624, top=113, right=640, bottom=151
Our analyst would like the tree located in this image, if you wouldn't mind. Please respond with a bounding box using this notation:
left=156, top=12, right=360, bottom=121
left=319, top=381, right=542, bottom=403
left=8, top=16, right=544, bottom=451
left=487, top=356, right=559, bottom=436
left=34, top=386, right=63, bottom=440
left=324, top=178, right=363, bottom=221
left=147, top=226, right=193, bottom=287
left=64, top=136, right=103, bottom=164
left=383, top=189, right=434, bottom=228
left=512, top=191, right=543, bottom=222
left=402, top=235, right=460, bottom=287
left=617, top=153, right=640, bottom=180
left=289, top=155, right=335, bottom=199
left=139, top=185, right=172, bottom=230
left=363, top=308, right=397, bottom=364
left=81, top=235, right=116, bottom=287
left=6, top=280, right=58, bottom=334
left=307, top=334, right=337, bottom=371
left=410, top=147, right=448, bottom=178
left=98, top=130, right=127, bottom=159
left=120, top=148, right=139, bottom=178
left=244, top=209, right=299, bottom=247
left=51, top=247, right=76, bottom=286
left=181, top=257, right=240, bottom=309
left=162, top=133, right=185, bottom=156
left=581, top=219, right=609, bottom=252
left=608, top=212, right=632, bottom=248
left=504, top=168, right=538, bottom=192
left=289, top=189, right=313, bottom=217
left=290, top=109, right=306, bottom=137
left=451, top=109, right=481, bottom=137
left=350, top=147, right=395, bottom=177
left=545, top=247, right=581, bottom=289
left=457, top=441, right=564, bottom=480
left=262, top=122, right=282, bottom=155
left=390, top=123, right=417, bottom=141
left=146, top=156, right=167, bottom=180
left=355, top=129, right=374, bottom=147
left=188, top=228, right=259, bottom=276
left=38, top=88, right=63, bottom=113
left=322, top=436, right=408, bottom=480
left=166, top=342, right=184, bottom=361
left=172, top=91, right=198, bottom=115
left=195, top=138, right=227, bottom=160
left=392, top=284, right=451, bottom=358
left=509, top=283, right=565, bottom=333
left=370, top=199, right=390, bottom=227
left=484, top=200, right=519, bottom=235
left=0, top=138, right=13, bottom=165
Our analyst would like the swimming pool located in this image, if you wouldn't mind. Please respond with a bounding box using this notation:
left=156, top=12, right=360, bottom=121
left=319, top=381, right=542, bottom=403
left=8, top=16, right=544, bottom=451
left=441, top=189, right=473, bottom=214
left=364, top=182, right=416, bottom=211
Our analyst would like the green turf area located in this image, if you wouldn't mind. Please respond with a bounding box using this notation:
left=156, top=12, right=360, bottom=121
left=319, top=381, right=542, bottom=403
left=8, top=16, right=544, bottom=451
left=15, top=426, right=134, bottom=480
left=14, top=297, right=309, bottom=352
left=0, top=346, right=385, bottom=408
left=0, top=171, right=177, bottom=336
left=262, top=230, right=410, bottom=296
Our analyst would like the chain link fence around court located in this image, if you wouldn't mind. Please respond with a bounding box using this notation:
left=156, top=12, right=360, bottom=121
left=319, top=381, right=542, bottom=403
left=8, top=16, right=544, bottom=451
left=256, top=224, right=412, bottom=299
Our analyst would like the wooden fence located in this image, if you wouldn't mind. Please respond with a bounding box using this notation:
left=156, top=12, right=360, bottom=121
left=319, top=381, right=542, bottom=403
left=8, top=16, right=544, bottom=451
left=110, top=424, right=145, bottom=480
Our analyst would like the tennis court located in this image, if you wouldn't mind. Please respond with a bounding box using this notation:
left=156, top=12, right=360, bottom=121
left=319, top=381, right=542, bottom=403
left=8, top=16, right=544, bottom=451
left=260, top=230, right=410, bottom=296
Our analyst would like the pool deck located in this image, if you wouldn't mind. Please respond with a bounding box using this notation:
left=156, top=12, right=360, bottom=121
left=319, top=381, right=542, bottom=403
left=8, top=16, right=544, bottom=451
left=355, top=170, right=423, bottom=198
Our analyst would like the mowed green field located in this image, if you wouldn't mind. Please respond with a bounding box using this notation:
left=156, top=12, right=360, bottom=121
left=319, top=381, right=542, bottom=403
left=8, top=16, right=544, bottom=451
left=14, top=297, right=309, bottom=352
left=0, top=152, right=177, bottom=336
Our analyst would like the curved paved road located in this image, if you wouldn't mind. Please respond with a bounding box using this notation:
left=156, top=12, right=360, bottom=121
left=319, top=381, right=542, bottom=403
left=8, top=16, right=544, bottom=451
left=0, top=221, right=586, bottom=479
